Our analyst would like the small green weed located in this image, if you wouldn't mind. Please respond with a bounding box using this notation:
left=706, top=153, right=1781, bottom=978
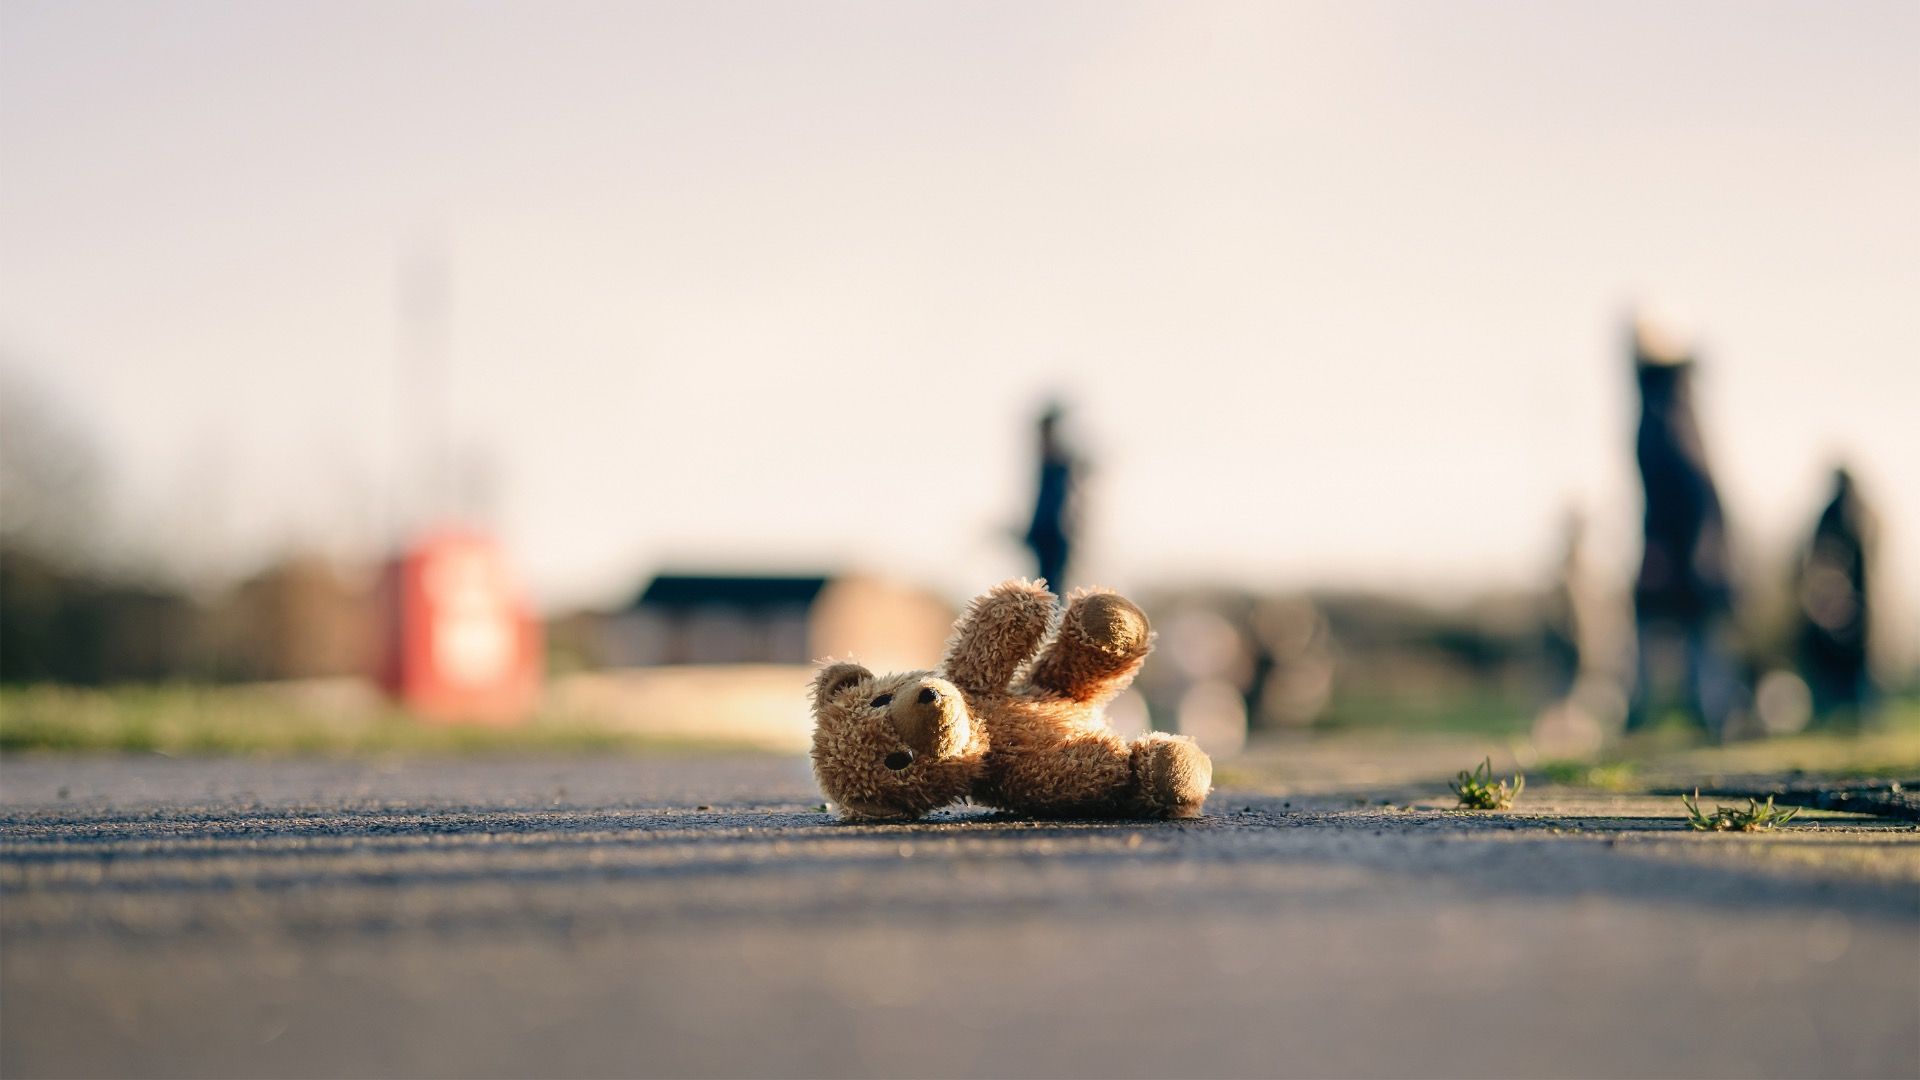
left=1681, top=790, right=1800, bottom=832
left=1451, top=757, right=1524, bottom=810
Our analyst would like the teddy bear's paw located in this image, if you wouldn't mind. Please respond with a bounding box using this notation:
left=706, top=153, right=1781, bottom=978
left=1130, top=734, right=1213, bottom=818
left=1027, top=591, right=1154, bottom=702
left=1068, top=592, right=1151, bottom=657
left=942, top=580, right=1059, bottom=695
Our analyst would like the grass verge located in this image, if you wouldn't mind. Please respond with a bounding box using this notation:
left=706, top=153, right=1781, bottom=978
left=0, top=684, right=763, bottom=757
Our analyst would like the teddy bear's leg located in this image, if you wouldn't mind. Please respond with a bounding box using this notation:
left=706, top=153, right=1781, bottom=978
left=1026, top=590, right=1152, bottom=703
left=1126, top=733, right=1212, bottom=819
left=942, top=579, right=1057, bottom=696
left=987, top=729, right=1138, bottom=817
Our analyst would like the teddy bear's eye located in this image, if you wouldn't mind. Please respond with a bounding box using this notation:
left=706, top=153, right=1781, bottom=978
left=870, top=693, right=893, bottom=708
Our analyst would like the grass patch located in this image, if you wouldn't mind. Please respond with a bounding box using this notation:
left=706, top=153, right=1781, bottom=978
left=1451, top=757, right=1524, bottom=809
left=1666, top=703, right=1920, bottom=780
left=1681, top=790, right=1800, bottom=832
left=1314, top=687, right=1532, bottom=738
left=1536, top=759, right=1639, bottom=791
left=0, top=684, right=761, bottom=757
left=1544, top=700, right=1919, bottom=790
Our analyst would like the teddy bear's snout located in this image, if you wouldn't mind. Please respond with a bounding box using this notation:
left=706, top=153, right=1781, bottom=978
left=886, top=677, right=968, bottom=760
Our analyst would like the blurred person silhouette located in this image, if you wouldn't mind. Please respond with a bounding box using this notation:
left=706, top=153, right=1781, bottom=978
left=1023, top=402, right=1081, bottom=593
left=1625, top=317, right=1743, bottom=738
left=1796, top=465, right=1876, bottom=725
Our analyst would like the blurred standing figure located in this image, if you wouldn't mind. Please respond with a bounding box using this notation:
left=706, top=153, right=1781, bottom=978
left=1796, top=465, right=1875, bottom=724
left=1024, top=403, right=1080, bottom=593
left=1626, top=317, right=1742, bottom=737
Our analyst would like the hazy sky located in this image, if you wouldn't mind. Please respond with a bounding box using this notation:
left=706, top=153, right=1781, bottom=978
left=2, top=0, right=1915, bottom=618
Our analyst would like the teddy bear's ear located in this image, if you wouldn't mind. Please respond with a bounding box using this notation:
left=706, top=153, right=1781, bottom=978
left=810, top=661, right=871, bottom=709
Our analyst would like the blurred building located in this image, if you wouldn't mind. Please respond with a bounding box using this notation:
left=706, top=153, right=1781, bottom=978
left=221, top=554, right=377, bottom=681
left=540, top=571, right=956, bottom=752
left=600, top=572, right=954, bottom=673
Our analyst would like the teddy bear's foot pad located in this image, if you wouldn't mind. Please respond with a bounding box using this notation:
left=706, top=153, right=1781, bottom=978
left=1131, top=734, right=1213, bottom=818
left=1073, top=593, right=1150, bottom=656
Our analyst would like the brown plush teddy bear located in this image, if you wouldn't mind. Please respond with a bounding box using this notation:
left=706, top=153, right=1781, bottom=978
left=809, top=579, right=1212, bottom=821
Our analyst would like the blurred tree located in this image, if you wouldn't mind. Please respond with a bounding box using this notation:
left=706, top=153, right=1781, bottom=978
left=0, top=368, right=106, bottom=561
left=0, top=544, right=202, bottom=683
left=1, top=369, right=199, bottom=683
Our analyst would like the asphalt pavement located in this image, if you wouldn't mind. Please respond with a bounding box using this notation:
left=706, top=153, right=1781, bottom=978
left=2, top=754, right=1916, bottom=1079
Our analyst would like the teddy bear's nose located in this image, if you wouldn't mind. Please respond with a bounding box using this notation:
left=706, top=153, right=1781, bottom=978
left=888, top=677, right=965, bottom=759
left=883, top=750, right=914, bottom=771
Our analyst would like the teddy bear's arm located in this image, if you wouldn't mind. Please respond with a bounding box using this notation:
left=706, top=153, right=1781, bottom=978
left=1026, top=590, right=1153, bottom=704
left=940, top=579, right=1056, bottom=696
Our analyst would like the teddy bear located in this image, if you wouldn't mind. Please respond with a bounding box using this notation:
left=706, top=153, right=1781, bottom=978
left=809, top=579, right=1212, bottom=821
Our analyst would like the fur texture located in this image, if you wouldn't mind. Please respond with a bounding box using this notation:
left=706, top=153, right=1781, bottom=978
left=810, top=580, right=1212, bottom=821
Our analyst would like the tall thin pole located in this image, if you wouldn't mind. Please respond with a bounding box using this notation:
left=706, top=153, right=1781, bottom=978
left=394, top=230, right=450, bottom=544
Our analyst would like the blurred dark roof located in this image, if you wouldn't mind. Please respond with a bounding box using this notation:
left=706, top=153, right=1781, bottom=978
left=633, top=574, right=830, bottom=610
